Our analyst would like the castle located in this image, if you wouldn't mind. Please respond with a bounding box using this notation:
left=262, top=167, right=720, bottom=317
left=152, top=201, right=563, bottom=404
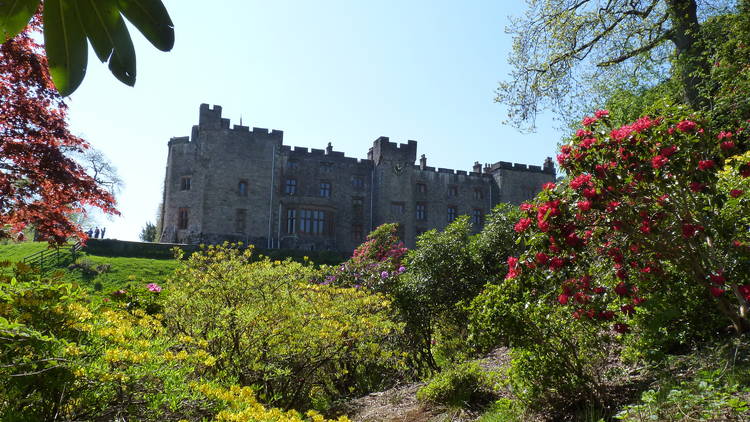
left=159, top=104, right=555, bottom=252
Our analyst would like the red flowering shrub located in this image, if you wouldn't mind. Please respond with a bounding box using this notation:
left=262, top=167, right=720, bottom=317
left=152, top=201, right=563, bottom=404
left=511, top=107, right=750, bottom=334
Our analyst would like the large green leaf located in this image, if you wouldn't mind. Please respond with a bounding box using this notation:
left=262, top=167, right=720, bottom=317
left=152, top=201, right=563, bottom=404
left=118, top=0, right=173, bottom=51
left=76, top=0, right=136, bottom=86
left=0, top=0, right=39, bottom=41
left=43, top=0, right=87, bottom=96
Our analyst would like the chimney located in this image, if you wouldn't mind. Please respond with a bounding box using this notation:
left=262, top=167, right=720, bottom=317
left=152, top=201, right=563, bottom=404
left=419, top=154, right=427, bottom=170
left=473, top=161, right=482, bottom=173
left=543, top=157, right=555, bottom=173
left=325, top=142, right=333, bottom=155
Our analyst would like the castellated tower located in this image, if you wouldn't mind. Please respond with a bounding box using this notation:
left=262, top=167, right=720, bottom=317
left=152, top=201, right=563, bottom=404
left=160, top=104, right=556, bottom=252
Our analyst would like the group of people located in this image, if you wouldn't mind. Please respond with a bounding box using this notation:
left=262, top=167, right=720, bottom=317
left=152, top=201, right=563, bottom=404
left=86, top=227, right=107, bottom=239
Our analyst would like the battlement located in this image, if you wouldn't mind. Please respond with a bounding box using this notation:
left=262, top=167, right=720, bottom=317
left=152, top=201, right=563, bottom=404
left=283, top=145, right=374, bottom=166
left=486, top=159, right=555, bottom=175
left=368, top=137, right=418, bottom=164
left=169, top=136, right=190, bottom=146
left=197, top=104, right=283, bottom=140
left=411, top=164, right=493, bottom=181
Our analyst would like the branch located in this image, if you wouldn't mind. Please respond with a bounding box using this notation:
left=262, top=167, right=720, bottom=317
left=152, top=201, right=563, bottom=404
left=597, top=30, right=672, bottom=66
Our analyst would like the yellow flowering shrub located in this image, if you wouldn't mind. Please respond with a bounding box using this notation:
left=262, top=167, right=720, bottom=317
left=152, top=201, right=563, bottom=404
left=166, top=243, right=407, bottom=411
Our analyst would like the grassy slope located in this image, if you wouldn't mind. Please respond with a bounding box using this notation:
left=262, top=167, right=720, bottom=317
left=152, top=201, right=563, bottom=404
left=0, top=241, right=178, bottom=291
left=0, top=241, right=49, bottom=263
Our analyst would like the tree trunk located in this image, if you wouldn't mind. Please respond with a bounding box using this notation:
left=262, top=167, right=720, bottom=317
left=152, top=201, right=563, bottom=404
left=665, top=0, right=709, bottom=109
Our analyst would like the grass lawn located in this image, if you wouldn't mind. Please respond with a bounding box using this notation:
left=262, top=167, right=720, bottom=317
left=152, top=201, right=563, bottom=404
left=59, top=254, right=179, bottom=292
left=0, top=241, right=50, bottom=264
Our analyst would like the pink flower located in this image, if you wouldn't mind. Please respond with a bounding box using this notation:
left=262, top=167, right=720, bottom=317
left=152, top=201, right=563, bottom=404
left=582, top=116, right=598, bottom=126
left=676, top=120, right=697, bottom=132
left=721, top=141, right=736, bottom=152
left=594, top=109, right=610, bottom=118
left=698, top=160, right=715, bottom=170
left=147, top=283, right=162, bottom=293
left=651, top=155, right=669, bottom=169
left=542, top=182, right=556, bottom=190
left=731, top=189, right=744, bottom=198
left=514, top=218, right=533, bottom=233
left=689, top=182, right=705, bottom=192
left=577, top=200, right=592, bottom=211
left=570, top=174, right=593, bottom=190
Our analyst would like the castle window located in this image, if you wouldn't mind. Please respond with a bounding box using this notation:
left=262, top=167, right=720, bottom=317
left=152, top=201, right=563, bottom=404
left=299, top=209, right=327, bottom=235
left=416, top=183, right=427, bottom=193
left=416, top=203, right=427, bottom=221
left=235, top=209, right=247, bottom=232
left=320, top=162, right=333, bottom=172
left=448, top=185, right=458, bottom=197
left=352, top=197, right=364, bottom=218
left=287, top=160, right=299, bottom=169
left=319, top=182, right=331, bottom=198
left=177, top=208, right=189, bottom=230
left=448, top=206, right=457, bottom=222
left=391, top=202, right=405, bottom=215
left=473, top=188, right=484, bottom=200
left=238, top=180, right=248, bottom=197
left=472, top=209, right=483, bottom=225
left=352, top=175, right=365, bottom=189
left=287, top=209, right=296, bottom=234
left=180, top=176, right=191, bottom=191
left=352, top=224, right=364, bottom=242
left=285, top=179, right=297, bottom=195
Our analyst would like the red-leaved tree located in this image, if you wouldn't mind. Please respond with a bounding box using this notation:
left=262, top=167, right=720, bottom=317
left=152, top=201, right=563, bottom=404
left=511, top=107, right=750, bottom=333
left=0, top=17, right=117, bottom=244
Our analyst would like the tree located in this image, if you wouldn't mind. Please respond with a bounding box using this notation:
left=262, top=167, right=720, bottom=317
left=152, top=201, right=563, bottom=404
left=0, top=1, right=174, bottom=96
left=139, top=221, right=156, bottom=242
left=72, top=148, right=123, bottom=195
left=0, top=17, right=118, bottom=244
left=496, top=0, right=742, bottom=129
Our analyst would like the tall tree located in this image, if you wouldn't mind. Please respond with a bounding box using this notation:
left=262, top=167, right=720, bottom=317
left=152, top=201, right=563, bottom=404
left=497, top=0, right=740, bottom=129
left=0, top=17, right=118, bottom=244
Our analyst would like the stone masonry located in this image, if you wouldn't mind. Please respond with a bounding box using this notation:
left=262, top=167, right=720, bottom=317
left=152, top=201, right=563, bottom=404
left=159, top=104, right=556, bottom=252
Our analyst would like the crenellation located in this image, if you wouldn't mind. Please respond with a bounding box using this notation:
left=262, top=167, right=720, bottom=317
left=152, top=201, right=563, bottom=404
left=162, top=104, right=555, bottom=252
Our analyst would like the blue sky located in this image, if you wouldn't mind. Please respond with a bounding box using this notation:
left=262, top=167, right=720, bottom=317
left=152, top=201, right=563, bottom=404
left=65, top=0, right=561, bottom=241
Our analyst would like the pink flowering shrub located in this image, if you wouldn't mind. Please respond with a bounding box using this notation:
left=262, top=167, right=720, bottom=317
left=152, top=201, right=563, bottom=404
left=511, top=107, right=750, bottom=335
left=331, top=223, right=407, bottom=291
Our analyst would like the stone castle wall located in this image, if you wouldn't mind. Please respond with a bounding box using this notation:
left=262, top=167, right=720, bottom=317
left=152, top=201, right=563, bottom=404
left=160, top=104, right=555, bottom=252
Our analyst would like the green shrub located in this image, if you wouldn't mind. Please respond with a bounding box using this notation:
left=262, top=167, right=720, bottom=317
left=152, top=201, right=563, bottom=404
left=416, top=362, right=498, bottom=408
left=164, top=243, right=406, bottom=411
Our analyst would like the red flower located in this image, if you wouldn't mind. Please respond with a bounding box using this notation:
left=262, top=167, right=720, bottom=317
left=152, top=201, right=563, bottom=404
left=593, top=286, right=606, bottom=294
left=682, top=223, right=700, bottom=238
left=542, top=182, right=556, bottom=190
left=520, top=203, right=535, bottom=212
left=597, top=310, right=615, bottom=320
left=689, top=182, right=705, bottom=192
left=570, top=174, right=593, bottom=190
left=582, top=116, right=597, bottom=126
left=613, top=323, right=631, bottom=334
left=731, top=189, right=744, bottom=198
left=576, top=129, right=592, bottom=138
left=740, top=164, right=750, bottom=178
left=633, top=297, right=646, bottom=305
left=580, top=137, right=596, bottom=149
left=709, top=271, right=726, bottom=285
left=582, top=188, right=597, bottom=199
left=718, top=131, right=733, bottom=139
left=595, top=109, right=610, bottom=118
left=535, top=252, right=549, bottom=265
left=577, top=200, right=592, bottom=211
left=514, top=218, right=533, bottom=232
left=698, top=160, right=715, bottom=170
left=614, top=281, right=629, bottom=295
left=651, top=155, right=669, bottom=169
left=709, top=286, right=725, bottom=297
left=505, top=256, right=521, bottom=280
left=549, top=256, right=565, bottom=270
left=558, top=294, right=570, bottom=305
left=661, top=145, right=677, bottom=157
left=721, top=141, right=736, bottom=152
left=621, top=304, right=635, bottom=316
left=676, top=120, right=697, bottom=132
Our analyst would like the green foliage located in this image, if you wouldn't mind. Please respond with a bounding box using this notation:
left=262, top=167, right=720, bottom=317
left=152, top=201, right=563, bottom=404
left=139, top=221, right=157, bottom=242
left=0, top=0, right=174, bottom=96
left=416, top=362, right=498, bottom=408
left=468, top=276, right=608, bottom=410
left=616, top=340, right=750, bottom=421
left=477, top=398, right=525, bottom=422
left=164, top=243, right=406, bottom=411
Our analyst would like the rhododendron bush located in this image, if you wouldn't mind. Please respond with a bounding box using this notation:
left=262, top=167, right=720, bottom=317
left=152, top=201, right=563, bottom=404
left=511, top=107, right=750, bottom=334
